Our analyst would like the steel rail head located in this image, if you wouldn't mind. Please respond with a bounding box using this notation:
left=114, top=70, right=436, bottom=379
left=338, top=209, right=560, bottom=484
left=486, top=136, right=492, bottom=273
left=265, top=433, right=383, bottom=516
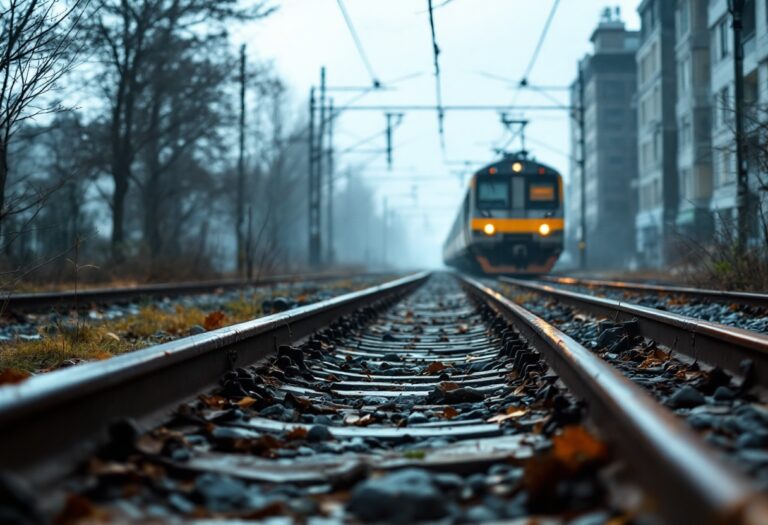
left=0, top=272, right=430, bottom=486
left=543, top=275, right=768, bottom=309
left=459, top=274, right=768, bottom=525
left=500, top=276, right=768, bottom=388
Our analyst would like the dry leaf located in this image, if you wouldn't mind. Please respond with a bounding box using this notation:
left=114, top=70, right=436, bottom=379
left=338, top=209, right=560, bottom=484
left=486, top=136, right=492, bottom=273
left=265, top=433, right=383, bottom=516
left=199, top=394, right=228, bottom=409
left=103, top=331, right=120, bottom=342
left=55, top=494, right=108, bottom=525
left=237, top=396, right=258, bottom=409
left=456, top=324, right=470, bottom=334
left=438, top=381, right=460, bottom=392
left=552, top=425, right=608, bottom=470
left=203, top=311, right=226, bottom=331
left=441, top=406, right=459, bottom=419
left=487, top=407, right=528, bottom=424
left=0, top=368, right=30, bottom=386
left=286, top=427, right=308, bottom=440
left=424, top=361, right=450, bottom=375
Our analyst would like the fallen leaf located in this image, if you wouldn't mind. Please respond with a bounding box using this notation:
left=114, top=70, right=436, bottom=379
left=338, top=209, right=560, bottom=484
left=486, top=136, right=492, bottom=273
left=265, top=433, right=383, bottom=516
left=0, top=368, right=30, bottom=386
left=456, top=324, right=470, bottom=334
left=440, top=406, right=459, bottom=419
left=438, top=381, right=460, bottom=392
left=55, top=494, right=108, bottom=525
left=103, top=331, right=120, bottom=342
left=237, top=396, right=258, bottom=409
left=354, top=414, right=374, bottom=426
left=199, top=394, right=229, bottom=409
left=424, top=361, right=450, bottom=375
left=487, top=407, right=528, bottom=424
left=286, top=427, right=308, bottom=440
left=203, top=311, right=226, bottom=331
left=552, top=425, right=608, bottom=470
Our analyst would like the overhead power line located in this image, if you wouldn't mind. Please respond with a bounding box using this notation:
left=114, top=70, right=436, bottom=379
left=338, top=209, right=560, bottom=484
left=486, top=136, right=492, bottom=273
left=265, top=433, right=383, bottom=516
left=520, top=0, right=561, bottom=85
left=427, top=0, right=446, bottom=153
left=336, top=0, right=381, bottom=87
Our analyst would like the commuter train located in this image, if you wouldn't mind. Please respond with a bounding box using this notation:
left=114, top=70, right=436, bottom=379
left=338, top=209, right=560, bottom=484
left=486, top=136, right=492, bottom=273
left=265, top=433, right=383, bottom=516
left=443, top=153, right=564, bottom=275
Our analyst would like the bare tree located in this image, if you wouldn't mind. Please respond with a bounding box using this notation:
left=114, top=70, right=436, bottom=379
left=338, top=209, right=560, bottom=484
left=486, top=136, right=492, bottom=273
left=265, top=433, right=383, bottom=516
left=84, top=0, right=274, bottom=262
left=0, top=0, right=88, bottom=220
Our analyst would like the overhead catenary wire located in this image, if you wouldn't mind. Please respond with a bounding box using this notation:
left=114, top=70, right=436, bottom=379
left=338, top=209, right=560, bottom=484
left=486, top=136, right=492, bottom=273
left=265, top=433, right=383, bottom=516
left=427, top=0, right=446, bottom=154
left=520, top=0, right=561, bottom=85
left=496, top=0, right=562, bottom=153
left=336, top=0, right=381, bottom=87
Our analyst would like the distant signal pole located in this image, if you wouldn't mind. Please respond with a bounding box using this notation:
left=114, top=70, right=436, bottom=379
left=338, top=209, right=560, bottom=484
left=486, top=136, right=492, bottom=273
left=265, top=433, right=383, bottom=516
left=729, top=0, right=748, bottom=248
left=236, top=44, right=247, bottom=277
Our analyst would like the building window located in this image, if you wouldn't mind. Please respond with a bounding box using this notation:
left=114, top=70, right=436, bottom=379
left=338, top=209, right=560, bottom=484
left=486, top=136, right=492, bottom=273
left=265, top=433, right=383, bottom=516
left=677, top=0, right=690, bottom=38
left=743, top=0, right=756, bottom=40
left=679, top=116, right=692, bottom=149
left=717, top=86, right=730, bottom=127
left=718, top=18, right=729, bottom=60
left=678, top=57, right=691, bottom=97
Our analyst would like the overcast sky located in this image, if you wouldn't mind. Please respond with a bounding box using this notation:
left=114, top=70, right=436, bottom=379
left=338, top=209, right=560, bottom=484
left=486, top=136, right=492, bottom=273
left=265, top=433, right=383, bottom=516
left=238, top=1, right=642, bottom=267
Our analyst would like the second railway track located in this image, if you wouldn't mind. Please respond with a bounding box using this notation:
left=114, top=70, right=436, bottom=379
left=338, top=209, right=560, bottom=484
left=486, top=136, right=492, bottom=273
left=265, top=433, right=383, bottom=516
left=1, top=272, right=766, bottom=524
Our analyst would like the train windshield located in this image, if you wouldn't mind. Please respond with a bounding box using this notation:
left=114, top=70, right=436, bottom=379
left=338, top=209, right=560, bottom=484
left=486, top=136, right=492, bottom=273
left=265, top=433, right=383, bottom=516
left=476, top=179, right=509, bottom=209
left=527, top=176, right=559, bottom=210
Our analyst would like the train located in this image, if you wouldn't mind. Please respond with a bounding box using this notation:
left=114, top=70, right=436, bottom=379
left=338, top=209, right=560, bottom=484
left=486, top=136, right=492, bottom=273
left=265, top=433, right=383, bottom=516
left=443, top=153, right=564, bottom=275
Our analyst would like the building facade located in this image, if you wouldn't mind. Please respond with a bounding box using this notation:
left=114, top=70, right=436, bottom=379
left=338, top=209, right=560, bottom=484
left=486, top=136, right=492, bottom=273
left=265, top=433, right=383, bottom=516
left=708, top=0, right=767, bottom=240
left=674, top=0, right=714, bottom=241
left=567, top=8, right=639, bottom=269
left=635, top=0, right=678, bottom=267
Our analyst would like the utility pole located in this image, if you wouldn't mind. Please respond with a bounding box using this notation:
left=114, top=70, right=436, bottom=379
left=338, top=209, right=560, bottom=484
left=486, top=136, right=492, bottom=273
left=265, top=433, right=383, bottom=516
left=730, top=0, right=748, bottom=248
left=382, top=196, right=388, bottom=267
left=326, top=98, right=335, bottom=264
left=577, top=65, right=587, bottom=270
left=384, top=113, right=404, bottom=170
left=386, top=113, right=394, bottom=170
left=236, top=44, right=246, bottom=277
left=308, top=87, right=320, bottom=266
left=318, top=67, right=327, bottom=264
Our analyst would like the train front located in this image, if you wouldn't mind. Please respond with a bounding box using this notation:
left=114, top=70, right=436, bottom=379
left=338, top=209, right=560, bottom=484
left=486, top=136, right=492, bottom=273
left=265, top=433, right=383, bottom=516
left=468, top=158, right=564, bottom=274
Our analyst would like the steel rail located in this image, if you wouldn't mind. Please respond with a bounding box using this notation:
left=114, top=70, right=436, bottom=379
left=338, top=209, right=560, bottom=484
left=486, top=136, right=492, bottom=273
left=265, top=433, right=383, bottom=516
left=461, top=275, right=768, bottom=525
left=0, top=270, right=395, bottom=313
left=543, top=275, right=768, bottom=308
left=500, top=277, right=768, bottom=387
left=0, top=272, right=429, bottom=486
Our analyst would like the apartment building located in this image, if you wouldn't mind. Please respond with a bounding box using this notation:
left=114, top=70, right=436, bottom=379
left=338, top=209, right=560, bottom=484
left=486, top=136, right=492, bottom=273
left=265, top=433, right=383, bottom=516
left=675, top=0, right=714, bottom=241
left=708, top=0, right=767, bottom=238
left=635, top=0, right=678, bottom=267
left=566, top=9, right=639, bottom=268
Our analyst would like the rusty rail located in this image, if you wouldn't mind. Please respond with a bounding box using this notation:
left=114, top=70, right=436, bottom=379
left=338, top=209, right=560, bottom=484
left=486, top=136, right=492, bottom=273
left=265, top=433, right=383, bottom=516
left=500, top=276, right=768, bottom=387
left=0, top=270, right=396, bottom=313
left=543, top=275, right=768, bottom=308
left=462, top=275, right=768, bottom=525
left=0, top=272, right=429, bottom=485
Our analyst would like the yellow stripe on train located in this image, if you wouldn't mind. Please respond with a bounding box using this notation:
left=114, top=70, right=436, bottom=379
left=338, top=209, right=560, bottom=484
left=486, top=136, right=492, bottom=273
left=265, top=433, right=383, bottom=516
left=470, top=218, right=565, bottom=234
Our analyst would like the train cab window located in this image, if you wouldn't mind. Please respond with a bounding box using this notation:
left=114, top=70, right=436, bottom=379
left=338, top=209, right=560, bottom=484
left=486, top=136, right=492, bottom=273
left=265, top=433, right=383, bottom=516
left=477, top=179, right=509, bottom=209
left=527, top=177, right=559, bottom=210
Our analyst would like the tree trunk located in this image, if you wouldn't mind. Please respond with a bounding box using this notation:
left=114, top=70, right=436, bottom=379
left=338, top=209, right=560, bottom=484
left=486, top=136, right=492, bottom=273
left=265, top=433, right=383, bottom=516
left=111, top=162, right=129, bottom=263
left=0, top=136, right=8, bottom=222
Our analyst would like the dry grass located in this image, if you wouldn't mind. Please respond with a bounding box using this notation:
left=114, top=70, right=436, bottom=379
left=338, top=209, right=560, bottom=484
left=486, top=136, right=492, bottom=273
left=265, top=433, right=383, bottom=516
left=0, top=277, right=385, bottom=377
left=0, top=293, right=265, bottom=375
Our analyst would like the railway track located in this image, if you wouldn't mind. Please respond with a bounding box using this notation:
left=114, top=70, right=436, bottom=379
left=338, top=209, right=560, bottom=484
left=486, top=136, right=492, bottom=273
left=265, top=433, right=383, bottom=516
left=544, top=275, right=768, bottom=309
left=0, top=270, right=391, bottom=314
left=500, top=277, right=768, bottom=388
left=1, top=273, right=766, bottom=523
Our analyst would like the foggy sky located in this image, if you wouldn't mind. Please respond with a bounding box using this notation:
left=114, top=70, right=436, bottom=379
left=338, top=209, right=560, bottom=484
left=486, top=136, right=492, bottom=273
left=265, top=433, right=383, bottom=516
left=236, top=1, right=642, bottom=268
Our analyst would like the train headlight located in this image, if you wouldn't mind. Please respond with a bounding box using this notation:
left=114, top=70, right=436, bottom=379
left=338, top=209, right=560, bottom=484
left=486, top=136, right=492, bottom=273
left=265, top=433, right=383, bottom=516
left=512, top=162, right=523, bottom=173
left=483, top=223, right=496, bottom=236
left=538, top=223, right=551, bottom=236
